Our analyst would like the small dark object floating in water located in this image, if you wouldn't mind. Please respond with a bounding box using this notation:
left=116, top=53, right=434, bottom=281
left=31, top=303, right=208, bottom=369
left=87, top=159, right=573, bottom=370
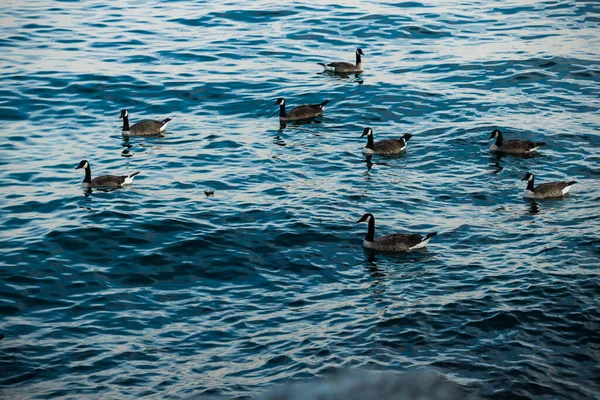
left=204, top=190, right=215, bottom=197
left=0, top=333, right=4, bottom=340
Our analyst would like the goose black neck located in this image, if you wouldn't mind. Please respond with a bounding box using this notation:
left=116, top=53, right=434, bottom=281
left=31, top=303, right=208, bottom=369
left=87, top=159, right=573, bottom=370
left=83, top=166, right=92, bottom=184
left=365, top=216, right=375, bottom=242
left=526, top=177, right=535, bottom=191
left=279, top=103, right=286, bottom=118
left=356, top=51, right=362, bottom=66
left=365, top=134, right=374, bottom=150
left=122, top=115, right=130, bottom=131
left=495, top=131, right=503, bottom=146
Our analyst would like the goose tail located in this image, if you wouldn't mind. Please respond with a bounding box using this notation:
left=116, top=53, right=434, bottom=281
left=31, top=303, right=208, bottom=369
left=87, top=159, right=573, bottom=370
left=319, top=99, right=331, bottom=109
left=124, top=171, right=140, bottom=185
left=318, top=63, right=335, bottom=72
left=566, top=181, right=577, bottom=186
left=535, top=141, right=546, bottom=148
left=410, top=232, right=437, bottom=250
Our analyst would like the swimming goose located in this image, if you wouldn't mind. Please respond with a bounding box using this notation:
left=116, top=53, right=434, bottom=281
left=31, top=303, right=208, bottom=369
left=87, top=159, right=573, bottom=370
left=489, top=129, right=545, bottom=154
left=75, top=160, right=140, bottom=188
left=318, top=48, right=365, bottom=74
left=120, top=109, right=171, bottom=136
left=275, top=98, right=330, bottom=121
left=521, top=172, right=576, bottom=199
left=361, top=127, right=412, bottom=155
left=357, top=213, right=437, bottom=252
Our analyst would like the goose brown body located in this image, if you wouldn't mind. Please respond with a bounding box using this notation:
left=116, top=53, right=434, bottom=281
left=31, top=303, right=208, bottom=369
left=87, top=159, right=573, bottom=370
left=275, top=98, right=330, bottom=121
left=318, top=48, right=365, bottom=74
left=361, top=127, right=412, bottom=155
left=121, top=109, right=171, bottom=136
left=357, top=213, right=437, bottom=252
left=521, top=172, right=577, bottom=199
left=76, top=160, right=140, bottom=188
left=489, top=129, right=545, bottom=154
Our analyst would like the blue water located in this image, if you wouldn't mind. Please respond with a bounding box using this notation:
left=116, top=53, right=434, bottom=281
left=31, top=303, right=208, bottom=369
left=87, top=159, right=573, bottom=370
left=1, top=0, right=599, bottom=398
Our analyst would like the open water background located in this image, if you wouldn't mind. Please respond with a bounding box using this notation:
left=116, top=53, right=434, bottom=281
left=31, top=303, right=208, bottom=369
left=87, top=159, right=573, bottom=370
left=1, top=0, right=599, bottom=398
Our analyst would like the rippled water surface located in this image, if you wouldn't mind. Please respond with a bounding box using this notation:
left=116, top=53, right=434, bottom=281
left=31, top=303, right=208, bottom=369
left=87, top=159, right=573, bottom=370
left=1, top=0, right=599, bottom=398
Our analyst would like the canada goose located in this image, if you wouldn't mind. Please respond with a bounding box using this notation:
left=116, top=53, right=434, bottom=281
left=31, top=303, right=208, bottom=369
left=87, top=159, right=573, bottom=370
left=521, top=172, right=577, bottom=199
left=357, top=213, right=437, bottom=252
left=120, top=109, right=171, bottom=136
left=489, top=129, right=545, bottom=154
left=275, top=98, right=330, bottom=121
left=75, top=160, right=140, bottom=188
left=361, top=127, right=412, bottom=155
left=318, top=48, right=365, bottom=74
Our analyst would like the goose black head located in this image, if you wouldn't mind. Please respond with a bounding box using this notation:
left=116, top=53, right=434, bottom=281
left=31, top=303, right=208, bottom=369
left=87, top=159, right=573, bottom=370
left=361, top=127, right=373, bottom=137
left=76, top=160, right=89, bottom=170
left=357, top=48, right=365, bottom=55
left=521, top=172, right=534, bottom=181
left=274, top=98, right=285, bottom=105
left=357, top=213, right=374, bottom=223
left=120, top=109, right=128, bottom=119
left=489, top=129, right=501, bottom=139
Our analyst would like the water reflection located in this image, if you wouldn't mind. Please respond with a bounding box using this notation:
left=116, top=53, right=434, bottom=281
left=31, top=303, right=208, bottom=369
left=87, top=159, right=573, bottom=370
left=121, top=137, right=133, bottom=157
left=489, top=153, right=504, bottom=174
left=278, top=119, right=322, bottom=133
left=363, top=155, right=392, bottom=175
left=363, top=249, right=387, bottom=296
left=364, top=155, right=373, bottom=174
left=273, top=135, right=286, bottom=147
left=525, top=198, right=541, bottom=215
left=82, top=187, right=120, bottom=196
left=317, top=70, right=364, bottom=84
left=489, top=149, right=543, bottom=162
left=486, top=150, right=541, bottom=175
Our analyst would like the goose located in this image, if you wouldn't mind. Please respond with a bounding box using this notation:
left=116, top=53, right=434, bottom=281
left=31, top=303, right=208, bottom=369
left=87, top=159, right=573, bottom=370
left=361, top=127, right=412, bottom=155
left=75, top=160, right=140, bottom=188
left=357, top=213, right=437, bottom=252
left=521, top=172, right=577, bottom=199
left=275, top=98, right=330, bottom=121
left=318, top=48, right=365, bottom=74
left=120, top=109, right=171, bottom=136
left=489, top=129, right=545, bottom=154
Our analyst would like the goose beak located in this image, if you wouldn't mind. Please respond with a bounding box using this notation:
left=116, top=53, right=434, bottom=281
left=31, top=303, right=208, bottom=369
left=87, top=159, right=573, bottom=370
left=360, top=132, right=366, bottom=138
left=488, top=133, right=495, bottom=139
left=75, top=166, right=81, bottom=169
